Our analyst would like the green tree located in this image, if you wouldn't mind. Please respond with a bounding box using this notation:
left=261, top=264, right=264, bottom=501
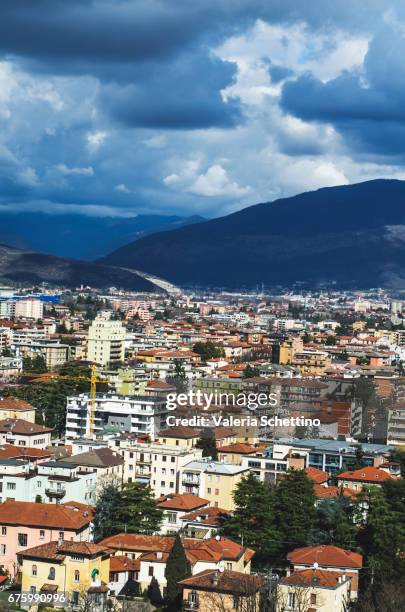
left=115, top=482, right=163, bottom=535
left=222, top=473, right=278, bottom=563
left=192, top=341, right=225, bottom=361
left=164, top=533, right=191, bottom=611
left=312, top=497, right=357, bottom=549
left=93, top=482, right=122, bottom=542
left=147, top=576, right=163, bottom=607
left=353, top=445, right=366, bottom=470
left=166, top=360, right=188, bottom=393
left=195, top=428, right=218, bottom=460
left=274, top=469, right=316, bottom=556
left=243, top=364, right=260, bottom=378
left=325, top=336, right=336, bottom=346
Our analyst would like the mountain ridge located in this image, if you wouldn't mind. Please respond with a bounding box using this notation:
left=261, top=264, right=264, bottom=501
left=99, top=179, right=405, bottom=289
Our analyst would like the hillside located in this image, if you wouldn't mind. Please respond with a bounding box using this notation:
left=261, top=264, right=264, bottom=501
left=100, top=179, right=405, bottom=289
left=0, top=213, right=205, bottom=260
left=0, top=245, right=158, bottom=292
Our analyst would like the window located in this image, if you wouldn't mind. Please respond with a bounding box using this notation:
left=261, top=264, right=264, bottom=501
left=167, top=513, right=177, bottom=524
left=215, top=489, right=219, bottom=495
left=0, top=545, right=6, bottom=555
left=32, top=565, right=37, bottom=577
left=171, top=457, right=175, bottom=463
left=287, top=592, right=295, bottom=609
left=170, top=482, right=174, bottom=488
left=6, top=483, right=16, bottom=491
left=74, top=570, right=80, bottom=583
left=162, top=456, right=167, bottom=462
left=59, top=531, right=64, bottom=541
left=226, top=562, right=232, bottom=570
left=39, top=530, right=45, bottom=539
left=148, top=567, right=154, bottom=577
left=48, top=567, right=56, bottom=580
left=1, top=527, right=6, bottom=536
left=207, top=488, right=211, bottom=494
left=310, top=593, right=317, bottom=605
left=18, top=533, right=28, bottom=547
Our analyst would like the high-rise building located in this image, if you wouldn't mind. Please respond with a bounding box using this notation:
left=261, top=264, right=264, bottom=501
left=87, top=317, right=126, bottom=366
left=14, top=298, right=43, bottom=320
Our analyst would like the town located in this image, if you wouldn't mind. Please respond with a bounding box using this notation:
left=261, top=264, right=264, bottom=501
left=0, top=283, right=403, bottom=611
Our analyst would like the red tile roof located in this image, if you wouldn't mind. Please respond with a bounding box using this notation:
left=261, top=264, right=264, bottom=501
left=288, top=545, right=363, bottom=569
left=19, top=540, right=109, bottom=561
left=0, top=500, right=92, bottom=530
left=109, top=555, right=140, bottom=572
left=337, top=466, right=393, bottom=483
left=179, top=569, right=263, bottom=594
left=281, top=568, right=350, bottom=588
left=157, top=426, right=199, bottom=439
left=0, top=397, right=35, bottom=411
left=305, top=467, right=329, bottom=484
left=0, top=418, right=52, bottom=434
left=158, top=494, right=209, bottom=511
left=219, top=443, right=255, bottom=454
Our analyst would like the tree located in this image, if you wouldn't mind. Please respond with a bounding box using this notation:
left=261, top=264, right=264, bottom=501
left=273, top=470, right=316, bottom=556
left=164, top=533, right=191, bottom=611
left=222, top=473, right=278, bottom=563
left=192, top=341, right=225, bottom=362
left=146, top=576, right=163, bottom=607
left=166, top=360, right=188, bottom=393
left=353, top=445, right=366, bottom=470
left=115, top=482, right=163, bottom=535
left=196, top=428, right=218, bottom=460
left=312, top=497, right=357, bottom=549
left=93, top=482, right=122, bottom=541
left=243, top=364, right=260, bottom=378
left=325, top=336, right=336, bottom=346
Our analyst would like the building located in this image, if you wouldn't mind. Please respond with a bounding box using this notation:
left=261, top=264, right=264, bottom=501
left=180, top=506, right=231, bottom=540
left=271, top=439, right=391, bottom=477
left=87, top=318, right=126, bottom=366
left=100, top=533, right=254, bottom=593
left=0, top=459, right=97, bottom=505
left=60, top=448, right=124, bottom=492
left=0, top=397, right=36, bottom=423
left=287, top=545, right=363, bottom=600
left=158, top=493, right=209, bottom=535
left=19, top=540, right=110, bottom=608
left=65, top=393, right=168, bottom=441
left=179, top=459, right=250, bottom=511
left=14, top=299, right=44, bottom=321
left=277, top=569, right=351, bottom=612
left=181, top=570, right=264, bottom=612
left=387, top=403, right=405, bottom=446
left=337, top=466, right=394, bottom=492
left=157, top=426, right=200, bottom=449
left=0, top=500, right=93, bottom=576
left=0, top=419, right=52, bottom=448
left=116, top=443, right=203, bottom=498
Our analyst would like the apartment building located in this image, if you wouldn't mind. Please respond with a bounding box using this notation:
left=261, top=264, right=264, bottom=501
left=111, top=440, right=203, bottom=498
left=0, top=500, right=93, bottom=576
left=179, top=459, right=249, bottom=511
left=65, top=393, right=168, bottom=441
left=87, top=318, right=126, bottom=366
left=14, top=299, right=44, bottom=321
left=387, top=403, right=405, bottom=446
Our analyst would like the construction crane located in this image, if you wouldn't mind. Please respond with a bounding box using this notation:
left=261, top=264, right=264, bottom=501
left=14, top=362, right=113, bottom=436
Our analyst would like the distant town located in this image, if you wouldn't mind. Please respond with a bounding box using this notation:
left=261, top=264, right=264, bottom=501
left=0, top=283, right=403, bottom=611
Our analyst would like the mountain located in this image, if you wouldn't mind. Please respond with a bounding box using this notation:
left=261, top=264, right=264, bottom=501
left=100, top=179, right=405, bottom=289
left=0, top=244, right=158, bottom=291
left=0, top=213, right=205, bottom=260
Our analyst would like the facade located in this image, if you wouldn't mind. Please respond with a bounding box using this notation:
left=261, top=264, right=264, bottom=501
left=181, top=570, right=263, bottom=612
left=65, top=393, right=168, bottom=441
left=0, top=460, right=97, bottom=505
left=19, top=541, right=110, bottom=608
left=277, top=569, right=352, bottom=612
left=14, top=299, right=44, bottom=321
left=179, top=459, right=250, bottom=511
left=87, top=318, right=126, bottom=366
left=387, top=404, right=405, bottom=446
left=0, top=500, right=93, bottom=576
left=158, top=493, right=209, bottom=535
left=0, top=419, right=52, bottom=448
left=0, top=397, right=36, bottom=423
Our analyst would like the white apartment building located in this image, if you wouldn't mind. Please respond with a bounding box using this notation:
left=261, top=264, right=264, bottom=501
left=65, top=393, right=168, bottom=442
left=387, top=406, right=405, bottom=446
left=109, top=439, right=203, bottom=498
left=14, top=299, right=44, bottom=320
left=87, top=318, right=126, bottom=366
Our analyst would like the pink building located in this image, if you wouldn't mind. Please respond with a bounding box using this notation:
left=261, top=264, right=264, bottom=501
left=0, top=500, right=93, bottom=576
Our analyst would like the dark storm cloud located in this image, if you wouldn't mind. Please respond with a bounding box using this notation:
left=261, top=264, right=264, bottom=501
left=281, top=25, right=405, bottom=157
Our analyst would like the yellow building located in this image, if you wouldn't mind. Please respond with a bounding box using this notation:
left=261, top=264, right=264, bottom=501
left=19, top=540, right=110, bottom=608
left=292, top=350, right=332, bottom=375
left=157, top=426, right=199, bottom=449
left=180, top=460, right=250, bottom=511
left=87, top=317, right=126, bottom=366
left=279, top=337, right=303, bottom=365
left=277, top=569, right=352, bottom=612
left=0, top=396, right=36, bottom=423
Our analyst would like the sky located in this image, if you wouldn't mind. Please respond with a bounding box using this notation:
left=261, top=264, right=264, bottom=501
left=1, top=0, right=405, bottom=219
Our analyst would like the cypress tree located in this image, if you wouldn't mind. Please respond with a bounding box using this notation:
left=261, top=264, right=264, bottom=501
left=93, top=482, right=122, bottom=541
left=165, top=533, right=191, bottom=611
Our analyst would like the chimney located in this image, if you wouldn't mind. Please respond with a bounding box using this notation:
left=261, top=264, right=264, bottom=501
left=211, top=571, right=219, bottom=587
left=156, top=551, right=163, bottom=560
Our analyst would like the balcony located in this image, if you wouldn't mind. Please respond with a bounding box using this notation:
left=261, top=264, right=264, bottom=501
left=45, top=488, right=66, bottom=500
